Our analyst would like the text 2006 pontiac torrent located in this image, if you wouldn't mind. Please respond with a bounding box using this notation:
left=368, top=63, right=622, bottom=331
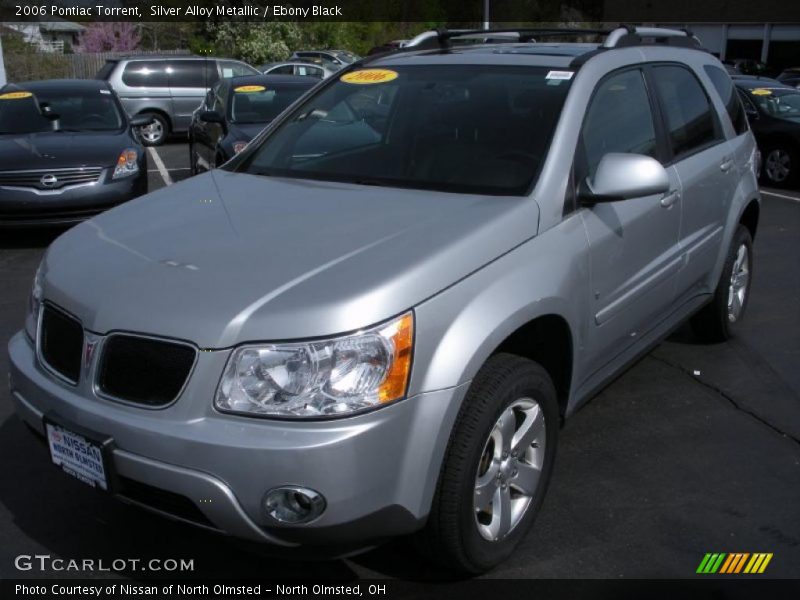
left=8, top=28, right=761, bottom=573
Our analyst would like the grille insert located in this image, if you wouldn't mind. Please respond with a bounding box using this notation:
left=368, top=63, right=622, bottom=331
left=39, top=305, right=83, bottom=384
left=0, top=167, right=103, bottom=190
left=98, top=335, right=195, bottom=406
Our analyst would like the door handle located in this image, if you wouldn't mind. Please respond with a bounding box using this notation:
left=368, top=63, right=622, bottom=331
left=720, top=158, right=734, bottom=172
left=660, top=190, right=680, bottom=208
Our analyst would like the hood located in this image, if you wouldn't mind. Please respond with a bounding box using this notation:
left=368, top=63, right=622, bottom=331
left=0, top=131, right=133, bottom=171
left=43, top=171, right=539, bottom=348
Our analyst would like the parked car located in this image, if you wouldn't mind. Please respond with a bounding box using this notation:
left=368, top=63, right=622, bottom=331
left=734, top=78, right=800, bottom=186
left=290, top=50, right=359, bottom=70
left=9, top=27, right=760, bottom=574
left=367, top=40, right=407, bottom=55
left=258, top=61, right=334, bottom=80
left=776, top=68, right=800, bottom=89
left=97, top=55, right=260, bottom=146
left=188, top=75, right=316, bottom=174
left=724, top=58, right=776, bottom=78
left=0, top=80, right=148, bottom=227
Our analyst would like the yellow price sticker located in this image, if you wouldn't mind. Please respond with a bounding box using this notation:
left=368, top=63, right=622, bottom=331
left=340, top=69, right=399, bottom=85
left=0, top=91, right=33, bottom=100
left=751, top=88, right=772, bottom=96
left=234, top=85, right=266, bottom=93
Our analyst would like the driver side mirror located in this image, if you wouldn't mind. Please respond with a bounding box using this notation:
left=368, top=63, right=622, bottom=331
left=129, top=114, right=154, bottom=128
left=199, top=110, right=225, bottom=124
left=579, top=153, right=670, bottom=204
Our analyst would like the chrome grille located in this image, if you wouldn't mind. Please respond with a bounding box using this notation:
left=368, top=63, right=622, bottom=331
left=0, top=167, right=103, bottom=190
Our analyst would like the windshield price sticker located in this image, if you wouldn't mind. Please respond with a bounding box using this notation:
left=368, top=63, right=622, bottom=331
left=235, top=85, right=266, bottom=93
left=751, top=88, right=772, bottom=96
left=0, top=91, right=33, bottom=100
left=546, top=71, right=575, bottom=80
left=341, top=69, right=399, bottom=85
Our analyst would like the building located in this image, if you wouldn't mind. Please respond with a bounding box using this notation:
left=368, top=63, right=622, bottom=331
left=5, top=19, right=85, bottom=53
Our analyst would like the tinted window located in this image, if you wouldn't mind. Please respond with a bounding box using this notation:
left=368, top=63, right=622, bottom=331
left=220, top=61, right=259, bottom=79
left=268, top=65, right=295, bottom=75
left=745, top=87, right=800, bottom=122
left=168, top=60, right=207, bottom=88
left=121, top=61, right=168, bottom=87
left=295, top=65, right=324, bottom=79
left=704, top=65, right=748, bottom=135
left=235, top=65, right=573, bottom=196
left=230, top=84, right=312, bottom=123
left=652, top=65, right=722, bottom=159
left=0, top=88, right=123, bottom=134
left=580, top=69, right=658, bottom=180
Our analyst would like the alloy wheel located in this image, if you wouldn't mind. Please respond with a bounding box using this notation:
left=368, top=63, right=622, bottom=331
left=765, top=149, right=791, bottom=183
left=727, top=243, right=750, bottom=322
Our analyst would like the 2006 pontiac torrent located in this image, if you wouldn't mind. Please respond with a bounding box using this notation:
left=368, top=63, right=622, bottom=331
left=8, top=27, right=761, bottom=573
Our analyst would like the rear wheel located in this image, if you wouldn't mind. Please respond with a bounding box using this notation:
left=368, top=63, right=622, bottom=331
left=139, top=112, right=168, bottom=146
left=420, top=353, right=558, bottom=574
left=691, top=225, right=753, bottom=342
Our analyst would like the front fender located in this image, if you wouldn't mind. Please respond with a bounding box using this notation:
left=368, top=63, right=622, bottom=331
left=409, top=213, right=590, bottom=407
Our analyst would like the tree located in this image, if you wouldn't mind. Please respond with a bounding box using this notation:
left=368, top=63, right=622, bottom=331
left=76, top=23, right=141, bottom=53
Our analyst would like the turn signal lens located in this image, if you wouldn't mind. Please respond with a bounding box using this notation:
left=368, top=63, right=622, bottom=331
left=377, top=312, right=413, bottom=403
left=112, top=148, right=139, bottom=179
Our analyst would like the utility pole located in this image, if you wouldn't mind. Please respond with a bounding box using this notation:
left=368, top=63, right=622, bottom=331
left=483, top=0, right=490, bottom=30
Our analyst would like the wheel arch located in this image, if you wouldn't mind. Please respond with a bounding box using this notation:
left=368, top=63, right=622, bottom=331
left=137, top=107, right=172, bottom=131
left=739, top=198, right=760, bottom=241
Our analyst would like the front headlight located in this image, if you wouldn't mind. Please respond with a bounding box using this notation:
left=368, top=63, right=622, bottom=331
left=24, top=260, right=45, bottom=341
left=215, top=312, right=413, bottom=418
left=112, top=148, right=139, bottom=179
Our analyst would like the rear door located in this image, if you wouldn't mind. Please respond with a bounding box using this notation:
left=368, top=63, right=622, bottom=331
left=648, top=64, right=735, bottom=300
left=168, top=59, right=216, bottom=133
left=579, top=67, right=684, bottom=373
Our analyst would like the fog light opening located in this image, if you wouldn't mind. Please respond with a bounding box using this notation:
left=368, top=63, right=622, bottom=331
left=264, top=486, right=326, bottom=524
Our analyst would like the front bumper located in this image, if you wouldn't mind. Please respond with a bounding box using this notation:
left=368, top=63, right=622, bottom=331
left=8, top=331, right=466, bottom=547
left=0, top=171, right=146, bottom=227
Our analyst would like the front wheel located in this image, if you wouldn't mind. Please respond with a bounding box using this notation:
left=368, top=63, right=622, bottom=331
left=420, top=353, right=558, bottom=574
left=691, top=225, right=754, bottom=342
left=138, top=113, right=168, bottom=147
left=761, top=145, right=798, bottom=187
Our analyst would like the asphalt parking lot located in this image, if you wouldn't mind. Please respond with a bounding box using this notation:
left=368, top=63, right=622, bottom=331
left=0, top=140, right=798, bottom=580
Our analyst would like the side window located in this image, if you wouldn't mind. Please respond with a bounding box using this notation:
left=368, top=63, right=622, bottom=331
left=168, top=60, right=207, bottom=88
left=651, top=65, right=724, bottom=160
left=121, top=61, right=168, bottom=88
left=704, top=65, right=749, bottom=136
left=579, top=68, right=659, bottom=181
left=220, top=61, right=257, bottom=79
left=269, top=65, right=294, bottom=76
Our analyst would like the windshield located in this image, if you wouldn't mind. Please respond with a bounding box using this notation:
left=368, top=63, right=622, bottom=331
left=747, top=88, right=800, bottom=121
left=233, top=65, right=573, bottom=195
left=230, top=84, right=310, bottom=124
left=0, top=88, right=124, bottom=134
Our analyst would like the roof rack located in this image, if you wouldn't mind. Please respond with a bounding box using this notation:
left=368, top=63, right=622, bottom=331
left=400, top=26, right=702, bottom=52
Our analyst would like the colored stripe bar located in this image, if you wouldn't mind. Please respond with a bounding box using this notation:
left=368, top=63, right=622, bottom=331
left=719, top=554, right=736, bottom=574
left=734, top=553, right=750, bottom=573
left=697, top=553, right=713, bottom=574
left=709, top=553, right=726, bottom=573
left=758, top=554, right=773, bottom=573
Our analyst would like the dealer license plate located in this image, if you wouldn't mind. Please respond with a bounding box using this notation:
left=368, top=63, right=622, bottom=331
left=45, top=421, right=109, bottom=491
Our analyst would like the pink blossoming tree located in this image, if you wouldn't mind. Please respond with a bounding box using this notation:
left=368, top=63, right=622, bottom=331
left=77, top=23, right=141, bottom=53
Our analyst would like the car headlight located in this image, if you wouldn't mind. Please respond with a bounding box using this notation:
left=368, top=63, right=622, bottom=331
left=215, top=312, right=414, bottom=418
left=24, top=260, right=45, bottom=342
left=112, top=148, right=139, bottom=179
left=233, top=141, right=248, bottom=154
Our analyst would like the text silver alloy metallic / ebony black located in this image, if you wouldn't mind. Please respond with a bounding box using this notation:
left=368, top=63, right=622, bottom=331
left=0, top=80, right=148, bottom=227
left=188, top=75, right=316, bottom=174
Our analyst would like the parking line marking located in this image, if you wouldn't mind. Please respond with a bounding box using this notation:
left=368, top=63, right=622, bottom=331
left=147, top=147, right=173, bottom=186
left=761, top=190, right=800, bottom=203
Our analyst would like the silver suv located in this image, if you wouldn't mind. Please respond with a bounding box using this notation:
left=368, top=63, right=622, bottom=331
left=9, top=27, right=760, bottom=573
left=97, top=56, right=260, bottom=146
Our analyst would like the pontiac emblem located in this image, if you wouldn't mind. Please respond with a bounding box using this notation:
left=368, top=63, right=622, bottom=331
left=84, top=338, right=98, bottom=370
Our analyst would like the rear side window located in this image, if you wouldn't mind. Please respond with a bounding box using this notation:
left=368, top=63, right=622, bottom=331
left=579, top=68, right=658, bottom=180
left=651, top=65, right=723, bottom=160
left=704, top=65, right=749, bottom=135
left=296, top=65, right=324, bottom=79
left=168, top=60, right=207, bottom=88
left=220, top=61, right=259, bottom=79
left=122, top=61, right=168, bottom=88
left=269, top=65, right=295, bottom=76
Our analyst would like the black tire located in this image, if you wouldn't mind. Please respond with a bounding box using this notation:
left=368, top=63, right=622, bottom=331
left=139, top=112, right=168, bottom=147
left=420, top=353, right=559, bottom=574
left=691, top=225, right=754, bottom=343
left=761, top=144, right=799, bottom=188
